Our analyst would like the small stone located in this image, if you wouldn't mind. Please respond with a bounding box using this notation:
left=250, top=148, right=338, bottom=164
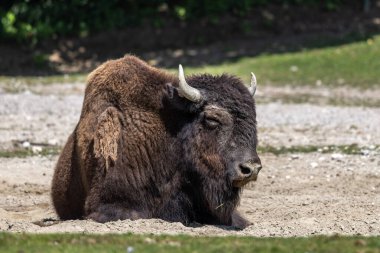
left=310, top=162, right=318, bottom=168
left=22, top=141, right=31, bottom=148
left=32, top=146, right=42, bottom=154
left=144, top=237, right=156, bottom=244
left=331, top=153, right=344, bottom=161
left=290, top=154, right=299, bottom=160
left=48, top=139, right=58, bottom=146
left=126, top=246, right=134, bottom=253
left=361, top=149, right=370, bottom=156
left=290, top=65, right=299, bottom=72
left=167, top=241, right=181, bottom=247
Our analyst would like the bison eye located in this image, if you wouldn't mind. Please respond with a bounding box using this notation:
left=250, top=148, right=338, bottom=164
left=204, top=117, right=221, bottom=129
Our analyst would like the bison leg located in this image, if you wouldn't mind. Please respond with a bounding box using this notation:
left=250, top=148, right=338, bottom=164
left=87, top=204, right=149, bottom=223
left=156, top=192, right=194, bottom=225
left=231, top=210, right=251, bottom=229
left=51, top=133, right=86, bottom=219
left=86, top=107, right=142, bottom=223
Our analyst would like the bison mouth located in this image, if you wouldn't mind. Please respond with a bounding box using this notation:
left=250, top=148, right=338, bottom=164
left=232, top=162, right=262, bottom=188
left=232, top=174, right=258, bottom=188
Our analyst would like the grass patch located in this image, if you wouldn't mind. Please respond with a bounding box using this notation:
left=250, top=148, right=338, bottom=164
left=0, top=144, right=376, bottom=158
left=0, top=233, right=379, bottom=253
left=0, top=146, right=61, bottom=158
left=258, top=144, right=379, bottom=155
left=256, top=93, right=380, bottom=108
left=185, top=36, right=380, bottom=88
left=2, top=36, right=380, bottom=89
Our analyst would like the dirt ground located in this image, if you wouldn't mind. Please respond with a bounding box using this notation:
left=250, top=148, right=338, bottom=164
left=0, top=83, right=379, bottom=236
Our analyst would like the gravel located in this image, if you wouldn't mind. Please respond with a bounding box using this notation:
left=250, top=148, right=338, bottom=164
left=0, top=84, right=379, bottom=236
left=0, top=91, right=379, bottom=149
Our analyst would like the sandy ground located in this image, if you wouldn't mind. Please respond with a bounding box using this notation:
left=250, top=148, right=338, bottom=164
left=0, top=84, right=379, bottom=236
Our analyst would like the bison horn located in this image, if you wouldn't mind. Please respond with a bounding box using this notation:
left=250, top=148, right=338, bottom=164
left=178, top=64, right=202, bottom=103
left=248, top=72, right=257, bottom=96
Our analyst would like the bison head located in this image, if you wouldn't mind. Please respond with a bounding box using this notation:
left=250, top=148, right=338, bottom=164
left=165, top=65, right=262, bottom=189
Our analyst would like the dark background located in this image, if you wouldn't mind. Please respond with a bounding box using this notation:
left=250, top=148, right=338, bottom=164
left=0, top=0, right=379, bottom=75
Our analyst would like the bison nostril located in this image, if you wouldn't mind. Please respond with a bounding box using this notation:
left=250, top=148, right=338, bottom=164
left=239, top=164, right=253, bottom=176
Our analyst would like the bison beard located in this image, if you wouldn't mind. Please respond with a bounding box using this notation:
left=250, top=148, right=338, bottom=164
left=51, top=55, right=261, bottom=229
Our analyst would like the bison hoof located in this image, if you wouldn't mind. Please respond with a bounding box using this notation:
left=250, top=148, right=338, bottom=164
left=231, top=212, right=251, bottom=230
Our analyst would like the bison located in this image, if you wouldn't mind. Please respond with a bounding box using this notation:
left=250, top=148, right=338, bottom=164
left=51, top=55, right=262, bottom=229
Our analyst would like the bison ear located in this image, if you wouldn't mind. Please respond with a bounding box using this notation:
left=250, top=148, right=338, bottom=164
left=164, top=83, right=204, bottom=113
left=165, top=82, right=177, bottom=100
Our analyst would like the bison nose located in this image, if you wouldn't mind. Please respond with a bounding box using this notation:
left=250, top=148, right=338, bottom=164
left=239, top=162, right=262, bottom=178
left=233, top=162, right=262, bottom=188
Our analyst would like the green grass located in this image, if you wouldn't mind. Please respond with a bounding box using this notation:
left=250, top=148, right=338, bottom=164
left=255, top=92, right=380, bottom=108
left=258, top=144, right=379, bottom=156
left=0, top=146, right=60, bottom=158
left=0, top=144, right=376, bottom=158
left=185, top=36, right=380, bottom=88
left=1, top=36, right=379, bottom=89
left=0, top=233, right=379, bottom=253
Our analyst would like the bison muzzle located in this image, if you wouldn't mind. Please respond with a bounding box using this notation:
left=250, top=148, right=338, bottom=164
left=51, top=55, right=262, bottom=229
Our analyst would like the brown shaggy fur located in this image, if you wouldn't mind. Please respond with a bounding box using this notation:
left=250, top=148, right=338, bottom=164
left=51, top=55, right=261, bottom=229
